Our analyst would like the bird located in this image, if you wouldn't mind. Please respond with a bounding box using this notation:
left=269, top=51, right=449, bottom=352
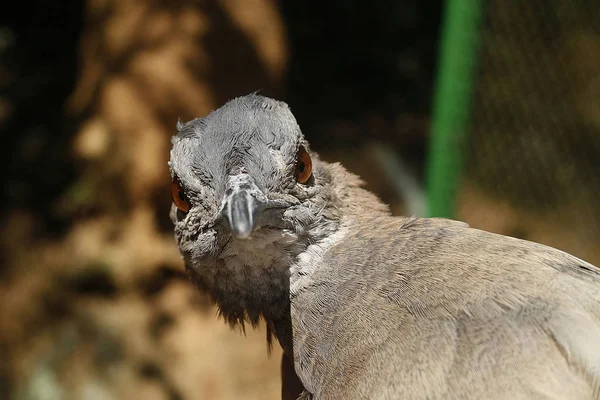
left=168, top=93, right=600, bottom=400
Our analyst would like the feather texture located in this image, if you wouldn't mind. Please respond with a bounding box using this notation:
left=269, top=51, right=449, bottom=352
left=291, top=216, right=600, bottom=399
left=169, top=94, right=600, bottom=400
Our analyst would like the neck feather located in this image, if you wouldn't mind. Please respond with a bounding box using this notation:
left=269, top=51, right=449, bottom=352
left=189, top=162, right=389, bottom=353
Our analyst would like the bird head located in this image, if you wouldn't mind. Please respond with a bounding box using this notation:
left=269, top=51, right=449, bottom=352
left=168, top=94, right=344, bottom=325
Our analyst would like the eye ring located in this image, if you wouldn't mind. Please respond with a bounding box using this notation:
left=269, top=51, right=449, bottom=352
left=295, top=146, right=312, bottom=184
left=171, top=178, right=190, bottom=213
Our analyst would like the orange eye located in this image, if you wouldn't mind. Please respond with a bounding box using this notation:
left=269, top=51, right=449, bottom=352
left=171, top=179, right=190, bottom=213
left=295, top=146, right=312, bottom=184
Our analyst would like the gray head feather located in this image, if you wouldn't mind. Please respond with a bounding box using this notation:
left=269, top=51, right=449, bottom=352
left=169, top=94, right=378, bottom=331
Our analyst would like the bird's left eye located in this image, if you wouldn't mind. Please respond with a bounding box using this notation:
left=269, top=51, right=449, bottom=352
left=171, top=179, right=190, bottom=213
left=295, top=146, right=313, bottom=184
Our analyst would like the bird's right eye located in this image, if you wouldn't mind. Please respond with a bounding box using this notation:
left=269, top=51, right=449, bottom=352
left=171, top=179, right=190, bottom=213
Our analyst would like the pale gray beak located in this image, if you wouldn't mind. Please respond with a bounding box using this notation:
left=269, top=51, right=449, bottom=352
left=221, top=174, right=268, bottom=239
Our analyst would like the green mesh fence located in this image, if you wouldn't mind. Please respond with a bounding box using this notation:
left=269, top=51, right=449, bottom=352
left=467, top=0, right=600, bottom=209
left=434, top=0, right=600, bottom=263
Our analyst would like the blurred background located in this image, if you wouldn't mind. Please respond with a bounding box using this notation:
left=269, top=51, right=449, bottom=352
left=0, top=0, right=598, bottom=399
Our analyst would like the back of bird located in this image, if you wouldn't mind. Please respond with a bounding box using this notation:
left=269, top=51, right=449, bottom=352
left=291, top=217, right=600, bottom=399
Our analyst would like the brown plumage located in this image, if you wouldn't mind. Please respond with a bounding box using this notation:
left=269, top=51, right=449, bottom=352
left=169, top=94, right=600, bottom=399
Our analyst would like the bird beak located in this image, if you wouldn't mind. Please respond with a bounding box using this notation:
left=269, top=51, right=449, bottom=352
left=221, top=174, right=267, bottom=239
